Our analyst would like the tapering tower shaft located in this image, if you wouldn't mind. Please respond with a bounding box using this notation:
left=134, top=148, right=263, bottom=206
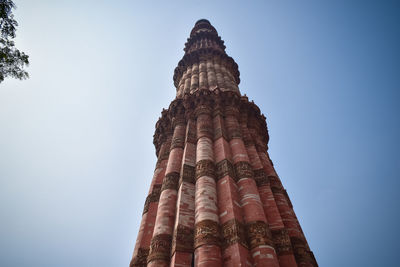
left=130, top=19, right=317, bottom=267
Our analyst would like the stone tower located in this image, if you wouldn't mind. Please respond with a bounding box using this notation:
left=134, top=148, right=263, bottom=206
left=129, top=19, right=317, bottom=267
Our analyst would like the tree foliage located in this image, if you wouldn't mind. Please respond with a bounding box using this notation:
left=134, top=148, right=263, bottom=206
left=0, top=0, right=29, bottom=83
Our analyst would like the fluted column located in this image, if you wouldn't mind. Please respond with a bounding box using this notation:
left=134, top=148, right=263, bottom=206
left=148, top=113, right=186, bottom=267
left=184, top=67, right=192, bottom=95
left=130, top=136, right=172, bottom=267
left=242, top=112, right=298, bottom=267
left=213, top=56, right=226, bottom=90
left=224, top=103, right=280, bottom=267
left=206, top=57, right=217, bottom=90
left=170, top=118, right=197, bottom=266
left=190, top=62, right=199, bottom=93
left=213, top=103, right=252, bottom=266
left=194, top=102, right=222, bottom=266
left=258, top=151, right=316, bottom=267
left=198, top=58, right=208, bottom=89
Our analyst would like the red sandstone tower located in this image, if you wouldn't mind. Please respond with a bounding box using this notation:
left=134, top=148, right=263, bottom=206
left=130, top=19, right=317, bottom=267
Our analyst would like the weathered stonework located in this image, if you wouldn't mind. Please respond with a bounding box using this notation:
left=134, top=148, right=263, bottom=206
left=271, top=229, right=293, bottom=256
left=161, top=172, right=179, bottom=192
left=180, top=164, right=196, bottom=185
left=148, top=234, right=172, bottom=263
left=172, top=224, right=194, bottom=253
left=194, top=219, right=220, bottom=248
left=221, top=218, right=247, bottom=249
left=130, top=19, right=317, bottom=267
left=216, top=159, right=235, bottom=181
left=253, top=168, right=269, bottom=187
left=246, top=221, right=274, bottom=249
left=143, top=184, right=161, bottom=214
left=195, top=159, right=216, bottom=180
left=234, top=161, right=254, bottom=180
left=130, top=248, right=149, bottom=267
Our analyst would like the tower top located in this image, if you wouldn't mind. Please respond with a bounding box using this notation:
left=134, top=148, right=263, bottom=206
left=173, top=19, right=240, bottom=90
left=190, top=19, right=218, bottom=37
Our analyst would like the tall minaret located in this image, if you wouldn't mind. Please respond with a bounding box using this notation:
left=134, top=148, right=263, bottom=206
left=130, top=19, right=317, bottom=267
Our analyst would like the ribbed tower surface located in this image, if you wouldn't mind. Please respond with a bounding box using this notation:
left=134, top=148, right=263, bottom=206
left=129, top=20, right=318, bottom=267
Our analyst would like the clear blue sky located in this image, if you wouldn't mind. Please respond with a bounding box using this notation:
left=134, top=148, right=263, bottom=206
left=1, top=1, right=399, bottom=266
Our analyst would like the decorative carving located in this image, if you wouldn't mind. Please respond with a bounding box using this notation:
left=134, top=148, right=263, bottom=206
left=172, top=224, right=194, bottom=254
left=253, top=168, right=269, bottom=187
left=246, top=221, right=273, bottom=249
left=194, top=220, right=220, bottom=248
left=271, top=186, right=283, bottom=194
left=171, top=116, right=186, bottom=128
left=271, top=229, right=293, bottom=255
left=216, top=159, right=235, bottom=181
left=143, top=184, right=161, bottom=214
left=221, top=219, right=247, bottom=249
left=180, top=164, right=195, bottom=185
left=170, top=136, right=185, bottom=150
left=195, top=159, right=215, bottom=180
left=194, top=104, right=212, bottom=117
left=154, top=90, right=271, bottom=156
left=224, top=106, right=239, bottom=117
left=161, top=172, right=179, bottom=191
left=148, top=234, right=172, bottom=263
left=290, top=236, right=316, bottom=266
left=234, top=161, right=253, bottom=180
left=269, top=175, right=283, bottom=191
left=159, top=147, right=170, bottom=161
left=130, top=248, right=149, bottom=267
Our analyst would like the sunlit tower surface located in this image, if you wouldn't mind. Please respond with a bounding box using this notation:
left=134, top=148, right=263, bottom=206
left=130, top=19, right=317, bottom=267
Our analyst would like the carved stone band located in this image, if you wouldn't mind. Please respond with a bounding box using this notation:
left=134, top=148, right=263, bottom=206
left=170, top=136, right=185, bottom=150
left=253, top=168, right=269, bottom=187
left=234, top=161, right=254, bottom=180
left=194, top=220, right=220, bottom=248
left=224, top=106, right=239, bottom=117
left=271, top=228, right=293, bottom=255
left=268, top=176, right=282, bottom=191
left=290, top=236, right=315, bottom=265
left=246, top=221, right=273, bottom=249
left=196, top=120, right=213, bottom=140
left=148, top=234, right=172, bottom=263
left=159, top=149, right=170, bottom=161
left=161, top=172, right=179, bottom=192
left=195, top=159, right=216, bottom=180
left=130, top=247, right=149, bottom=267
left=143, top=184, right=161, bottom=214
left=194, top=105, right=212, bottom=117
left=180, top=164, right=195, bottom=185
left=172, top=224, right=194, bottom=254
left=216, top=159, right=235, bottom=181
left=221, top=219, right=247, bottom=249
left=171, top=116, right=186, bottom=128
